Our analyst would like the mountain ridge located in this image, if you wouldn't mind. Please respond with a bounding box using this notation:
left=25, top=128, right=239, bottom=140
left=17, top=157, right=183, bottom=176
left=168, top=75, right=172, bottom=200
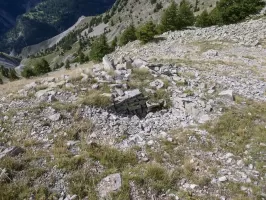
left=0, top=0, right=116, bottom=53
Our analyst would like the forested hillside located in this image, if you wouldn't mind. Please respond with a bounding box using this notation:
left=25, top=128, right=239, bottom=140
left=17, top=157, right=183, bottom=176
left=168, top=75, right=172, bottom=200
left=0, top=0, right=115, bottom=53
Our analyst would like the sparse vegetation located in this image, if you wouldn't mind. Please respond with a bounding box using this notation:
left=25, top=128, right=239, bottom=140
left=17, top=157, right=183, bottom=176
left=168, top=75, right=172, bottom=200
left=160, top=0, right=194, bottom=33
left=204, top=101, right=266, bottom=161
left=33, top=58, right=51, bottom=76
left=80, top=90, right=112, bottom=108
left=119, top=24, right=137, bottom=46
left=21, top=66, right=35, bottom=78
left=89, top=34, right=112, bottom=62
left=136, top=21, right=157, bottom=44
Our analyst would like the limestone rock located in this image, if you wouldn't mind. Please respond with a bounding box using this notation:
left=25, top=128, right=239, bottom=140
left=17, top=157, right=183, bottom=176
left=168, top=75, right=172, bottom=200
left=149, top=79, right=165, bottom=89
left=97, top=173, right=122, bottom=199
left=203, top=49, right=219, bottom=57
left=132, top=58, right=148, bottom=68
left=218, top=90, right=235, bottom=101
left=103, top=55, right=114, bottom=71
left=48, top=113, right=61, bottom=122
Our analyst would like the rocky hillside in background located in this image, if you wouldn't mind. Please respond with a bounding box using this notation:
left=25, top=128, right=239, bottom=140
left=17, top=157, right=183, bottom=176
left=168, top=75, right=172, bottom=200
left=19, top=0, right=217, bottom=59
left=0, top=0, right=116, bottom=53
left=0, top=17, right=266, bottom=199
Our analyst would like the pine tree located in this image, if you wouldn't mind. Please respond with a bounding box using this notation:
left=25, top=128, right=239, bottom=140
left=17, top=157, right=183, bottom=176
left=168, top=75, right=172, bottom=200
left=111, top=36, right=118, bottom=50
left=196, top=10, right=211, bottom=27
left=160, top=1, right=179, bottom=32
left=119, top=24, right=137, bottom=46
left=136, top=21, right=157, bottom=44
left=8, top=68, right=19, bottom=81
left=65, top=60, right=71, bottom=70
left=0, top=65, right=9, bottom=78
left=34, top=58, right=51, bottom=75
left=21, top=66, right=35, bottom=78
left=89, top=34, right=111, bottom=62
left=78, top=51, right=86, bottom=64
left=177, top=0, right=195, bottom=28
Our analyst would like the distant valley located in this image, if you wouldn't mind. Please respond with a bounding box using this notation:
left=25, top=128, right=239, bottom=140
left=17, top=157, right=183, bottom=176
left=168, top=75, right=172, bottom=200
left=0, top=0, right=116, bottom=53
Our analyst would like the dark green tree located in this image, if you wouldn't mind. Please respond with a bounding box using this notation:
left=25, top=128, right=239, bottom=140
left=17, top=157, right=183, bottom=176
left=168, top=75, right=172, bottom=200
left=195, top=10, right=212, bottom=27
left=21, top=66, right=35, bottom=78
left=0, top=65, right=9, bottom=78
left=136, top=21, right=157, bottom=44
left=111, top=36, right=118, bottom=50
left=78, top=51, right=86, bottom=64
left=65, top=60, right=71, bottom=70
left=160, top=1, right=179, bottom=32
left=119, top=24, right=137, bottom=46
left=34, top=59, right=51, bottom=75
left=89, top=34, right=111, bottom=62
left=8, top=68, right=19, bottom=81
left=177, top=0, right=195, bottom=28
left=210, top=0, right=264, bottom=25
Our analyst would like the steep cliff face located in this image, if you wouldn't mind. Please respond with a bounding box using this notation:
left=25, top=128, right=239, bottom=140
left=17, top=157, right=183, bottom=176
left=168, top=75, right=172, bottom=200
left=0, top=0, right=116, bottom=53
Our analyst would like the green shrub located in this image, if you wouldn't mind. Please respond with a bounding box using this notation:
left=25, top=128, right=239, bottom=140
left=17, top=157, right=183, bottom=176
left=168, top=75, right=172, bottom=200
left=0, top=65, right=9, bottom=78
left=65, top=60, right=71, bottom=70
left=80, top=90, right=111, bottom=108
left=111, top=36, right=118, bottom=50
left=177, top=0, right=195, bottom=28
left=33, top=59, right=51, bottom=75
left=209, top=0, right=264, bottom=25
left=119, top=24, right=137, bottom=46
left=160, top=0, right=195, bottom=32
left=196, top=10, right=212, bottom=27
left=8, top=69, right=19, bottom=81
left=21, top=66, right=35, bottom=78
left=136, top=21, right=157, bottom=44
left=89, top=34, right=111, bottom=62
left=160, top=1, right=179, bottom=32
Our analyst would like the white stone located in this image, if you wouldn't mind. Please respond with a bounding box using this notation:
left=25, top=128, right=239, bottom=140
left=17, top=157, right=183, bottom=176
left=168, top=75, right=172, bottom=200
left=48, top=113, right=61, bottom=122
left=218, top=90, right=235, bottom=101
left=97, top=173, right=122, bottom=198
left=103, top=55, right=114, bottom=71
left=218, top=176, right=227, bottom=182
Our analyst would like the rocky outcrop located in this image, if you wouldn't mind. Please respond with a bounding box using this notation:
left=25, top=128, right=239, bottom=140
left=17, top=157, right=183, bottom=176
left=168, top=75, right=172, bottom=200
left=108, top=89, right=148, bottom=118
left=97, top=173, right=122, bottom=199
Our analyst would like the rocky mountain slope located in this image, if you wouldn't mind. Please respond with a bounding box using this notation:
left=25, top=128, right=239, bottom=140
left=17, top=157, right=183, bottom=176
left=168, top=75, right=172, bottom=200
left=0, top=17, right=266, bottom=199
left=0, top=0, right=116, bottom=53
left=20, top=0, right=217, bottom=57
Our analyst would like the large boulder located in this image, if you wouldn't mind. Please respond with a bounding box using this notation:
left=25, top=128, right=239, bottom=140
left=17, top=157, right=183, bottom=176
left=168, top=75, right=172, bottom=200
left=103, top=55, right=114, bottom=71
left=218, top=90, right=235, bottom=101
left=97, top=173, right=122, bottom=199
left=132, top=58, right=148, bottom=68
left=48, top=113, right=61, bottom=122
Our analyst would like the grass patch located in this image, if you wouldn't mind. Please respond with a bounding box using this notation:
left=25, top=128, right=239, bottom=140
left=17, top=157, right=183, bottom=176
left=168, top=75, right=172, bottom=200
left=51, top=102, right=78, bottom=112
left=86, top=145, right=138, bottom=171
left=147, top=89, right=172, bottom=108
left=66, top=120, right=94, bottom=140
left=80, top=90, right=111, bottom=108
left=204, top=102, right=266, bottom=157
left=112, top=163, right=181, bottom=199
left=128, top=68, right=154, bottom=89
